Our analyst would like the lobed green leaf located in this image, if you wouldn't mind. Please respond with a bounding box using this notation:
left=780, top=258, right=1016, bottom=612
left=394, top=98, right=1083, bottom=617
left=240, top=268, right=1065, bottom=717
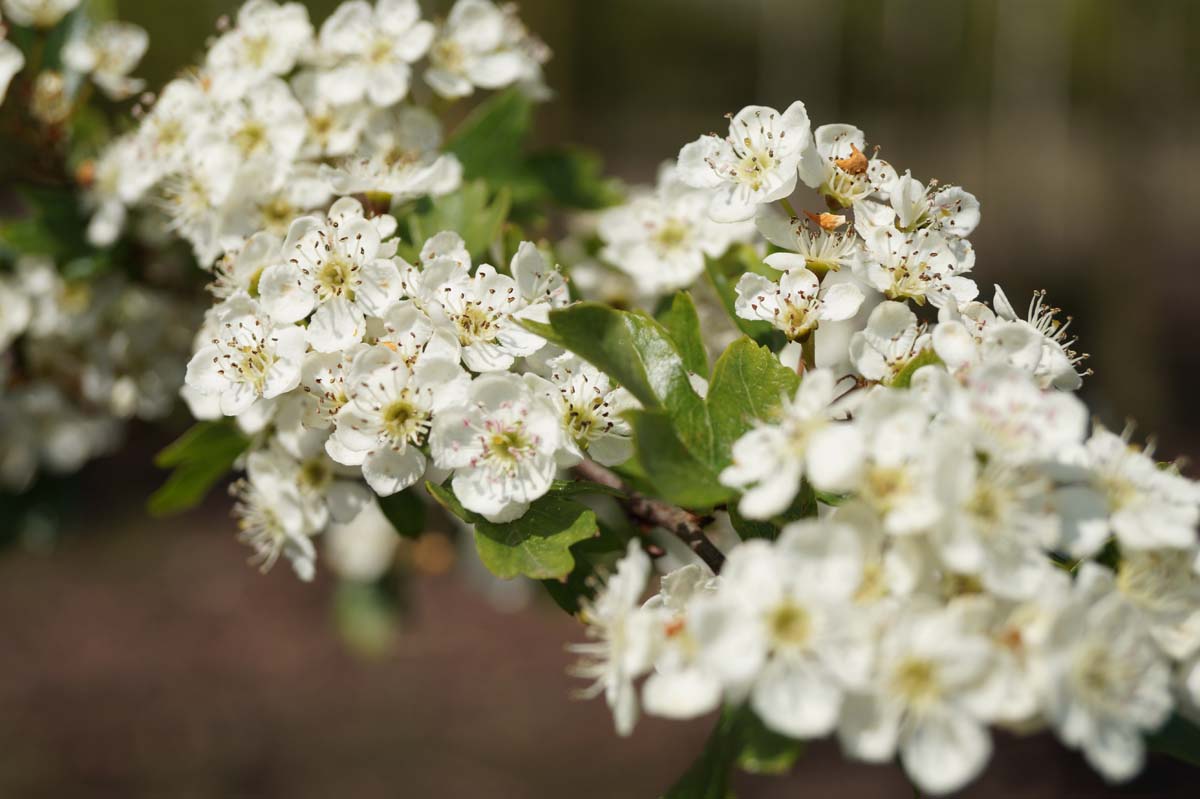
left=148, top=422, right=248, bottom=517
left=656, top=291, right=709, bottom=377
left=377, top=486, right=428, bottom=539
left=426, top=482, right=599, bottom=580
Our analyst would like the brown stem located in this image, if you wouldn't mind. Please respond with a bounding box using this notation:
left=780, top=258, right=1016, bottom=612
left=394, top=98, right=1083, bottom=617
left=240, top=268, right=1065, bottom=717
left=573, top=460, right=726, bottom=574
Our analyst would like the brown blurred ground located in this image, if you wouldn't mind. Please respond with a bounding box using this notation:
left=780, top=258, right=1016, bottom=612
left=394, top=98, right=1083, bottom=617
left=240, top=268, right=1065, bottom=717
left=2, top=0, right=1198, bottom=796
left=0, top=495, right=1196, bottom=798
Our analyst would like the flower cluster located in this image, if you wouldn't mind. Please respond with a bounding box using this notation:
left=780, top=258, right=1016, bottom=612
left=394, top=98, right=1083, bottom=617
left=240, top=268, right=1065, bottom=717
left=0, top=1, right=148, bottom=114
left=0, top=257, right=194, bottom=491
left=184, top=195, right=636, bottom=577
left=90, top=0, right=548, bottom=261
left=571, top=101, right=1200, bottom=794
left=43, top=0, right=1194, bottom=789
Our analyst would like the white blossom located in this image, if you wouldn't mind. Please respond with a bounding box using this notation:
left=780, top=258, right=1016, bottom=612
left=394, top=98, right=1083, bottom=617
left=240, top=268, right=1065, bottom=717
left=734, top=267, right=863, bottom=342
left=569, top=541, right=656, bottom=736
left=598, top=163, right=751, bottom=296
left=329, top=344, right=468, bottom=496
left=1, top=0, right=78, bottom=28
left=677, top=101, right=812, bottom=222
left=429, top=371, right=564, bottom=522
left=62, top=21, right=148, bottom=99
left=258, top=197, right=402, bottom=352
left=185, top=293, right=306, bottom=415
left=838, top=600, right=1000, bottom=795
left=321, top=105, right=461, bottom=197
left=720, top=368, right=863, bottom=519
left=797, top=123, right=895, bottom=209
left=204, top=0, right=312, bottom=100
left=527, top=354, right=636, bottom=467
left=316, top=0, right=433, bottom=107
left=1033, top=565, right=1173, bottom=782
left=425, top=0, right=537, bottom=100
left=0, top=32, right=23, bottom=105
left=849, top=300, right=930, bottom=383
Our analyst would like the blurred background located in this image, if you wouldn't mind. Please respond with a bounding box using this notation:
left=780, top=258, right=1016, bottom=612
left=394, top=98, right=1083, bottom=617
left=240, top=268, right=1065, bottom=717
left=2, top=0, right=1198, bottom=796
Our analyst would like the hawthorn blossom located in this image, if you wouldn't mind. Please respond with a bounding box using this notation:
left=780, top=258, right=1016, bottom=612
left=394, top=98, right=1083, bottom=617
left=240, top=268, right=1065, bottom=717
left=720, top=368, right=864, bottom=519
left=292, top=70, right=369, bottom=158
left=329, top=346, right=468, bottom=496
left=755, top=204, right=863, bottom=274
left=426, top=262, right=549, bottom=373
left=135, top=79, right=212, bottom=181
left=713, top=521, right=875, bottom=738
left=246, top=433, right=370, bottom=533
left=425, top=0, right=536, bottom=99
left=232, top=453, right=320, bottom=580
left=1115, top=549, right=1200, bottom=661
left=849, top=301, right=930, bottom=383
left=598, top=164, right=751, bottom=295
left=528, top=354, right=636, bottom=467
left=429, top=372, right=564, bottom=522
left=992, top=286, right=1087, bottom=390
left=798, top=123, right=895, bottom=209
left=569, top=541, right=656, bottom=736
left=1, top=0, right=78, bottom=28
left=862, top=227, right=975, bottom=308
left=205, top=0, right=313, bottom=96
left=184, top=293, right=306, bottom=416
left=321, top=105, right=461, bottom=197
left=62, top=21, right=148, bottom=100
left=838, top=600, right=1001, bottom=795
left=218, top=77, right=307, bottom=174
left=1032, top=565, right=1173, bottom=782
left=316, top=0, right=433, bottom=107
left=1075, top=425, right=1200, bottom=552
left=639, top=564, right=725, bottom=720
left=734, top=267, right=863, bottom=342
left=258, top=197, right=402, bottom=352
left=677, top=101, right=812, bottom=222
left=0, top=31, right=22, bottom=105
left=928, top=439, right=1061, bottom=600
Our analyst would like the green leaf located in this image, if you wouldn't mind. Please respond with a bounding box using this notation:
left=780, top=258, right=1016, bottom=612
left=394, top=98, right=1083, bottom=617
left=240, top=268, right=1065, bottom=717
left=1148, top=713, right=1200, bottom=767
left=549, top=479, right=626, bottom=499
left=889, top=348, right=943, bottom=388
left=526, top=303, right=708, bottom=432
left=448, top=87, right=532, bottom=184
left=664, top=706, right=805, bottom=798
left=656, top=291, right=709, bottom=377
left=524, top=147, right=624, bottom=210
left=401, top=181, right=510, bottom=262
left=733, top=710, right=805, bottom=775
left=704, top=248, right=785, bottom=348
left=663, top=707, right=741, bottom=799
left=426, top=482, right=599, bottom=580
left=705, top=338, right=799, bottom=472
left=531, top=306, right=801, bottom=512
left=333, top=579, right=398, bottom=657
left=540, top=521, right=629, bottom=615
left=149, top=422, right=249, bottom=517
left=728, top=506, right=778, bottom=541
left=814, top=489, right=850, bottom=507
left=0, top=187, right=91, bottom=260
left=377, top=486, right=427, bottom=539
left=627, top=410, right=734, bottom=509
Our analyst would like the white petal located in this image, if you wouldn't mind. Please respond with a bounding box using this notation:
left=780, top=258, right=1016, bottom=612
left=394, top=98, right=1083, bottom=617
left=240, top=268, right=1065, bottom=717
left=901, top=712, right=992, bottom=796
left=819, top=282, right=865, bottom=321
left=307, top=296, right=366, bottom=352
left=642, top=668, right=722, bottom=720
left=752, top=658, right=841, bottom=738
left=362, top=446, right=427, bottom=496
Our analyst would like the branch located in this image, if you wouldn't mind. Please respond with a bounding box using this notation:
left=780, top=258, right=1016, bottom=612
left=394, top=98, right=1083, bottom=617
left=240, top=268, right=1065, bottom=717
left=573, top=460, right=726, bottom=574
